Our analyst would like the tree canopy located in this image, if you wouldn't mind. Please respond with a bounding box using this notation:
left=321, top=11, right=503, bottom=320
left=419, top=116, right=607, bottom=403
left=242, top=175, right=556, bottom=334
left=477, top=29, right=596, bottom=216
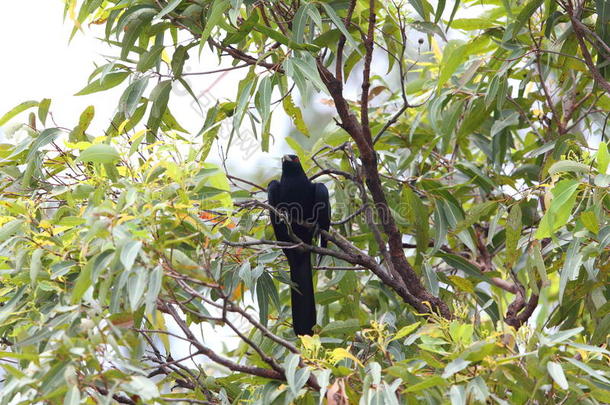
left=1, top=0, right=610, bottom=403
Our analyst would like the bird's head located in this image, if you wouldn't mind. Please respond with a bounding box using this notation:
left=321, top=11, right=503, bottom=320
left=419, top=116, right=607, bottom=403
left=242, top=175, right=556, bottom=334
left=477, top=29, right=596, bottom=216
left=282, top=154, right=300, bottom=163
left=281, top=154, right=306, bottom=176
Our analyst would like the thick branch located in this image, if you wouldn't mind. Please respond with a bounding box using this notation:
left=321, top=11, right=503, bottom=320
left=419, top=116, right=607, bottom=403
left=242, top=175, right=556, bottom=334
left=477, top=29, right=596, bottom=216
left=160, top=303, right=322, bottom=389
left=315, top=62, right=450, bottom=318
left=207, top=39, right=283, bottom=73
left=360, top=0, right=376, bottom=134
left=505, top=291, right=539, bottom=329
left=335, top=0, right=357, bottom=82
left=568, top=8, right=610, bottom=94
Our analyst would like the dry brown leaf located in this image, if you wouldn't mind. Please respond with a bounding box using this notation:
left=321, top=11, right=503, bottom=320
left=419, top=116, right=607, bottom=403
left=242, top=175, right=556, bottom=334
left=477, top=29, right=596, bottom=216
left=326, top=378, right=348, bottom=405
left=320, top=98, right=335, bottom=107
left=368, top=85, right=387, bottom=101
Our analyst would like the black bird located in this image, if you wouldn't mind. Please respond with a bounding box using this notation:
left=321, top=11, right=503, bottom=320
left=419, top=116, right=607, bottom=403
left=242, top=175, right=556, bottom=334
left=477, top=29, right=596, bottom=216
left=268, top=154, right=330, bottom=336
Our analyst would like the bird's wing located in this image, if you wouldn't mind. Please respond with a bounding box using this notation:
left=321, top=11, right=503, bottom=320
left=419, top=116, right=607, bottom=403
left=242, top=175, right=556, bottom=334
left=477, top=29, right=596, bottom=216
left=313, top=182, right=331, bottom=248
left=268, top=180, right=286, bottom=240
left=268, top=180, right=281, bottom=207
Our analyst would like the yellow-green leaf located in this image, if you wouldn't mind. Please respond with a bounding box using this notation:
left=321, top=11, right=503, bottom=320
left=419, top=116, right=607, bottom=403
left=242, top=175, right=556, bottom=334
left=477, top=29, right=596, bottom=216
left=597, top=142, right=609, bottom=174
left=80, top=144, right=121, bottom=164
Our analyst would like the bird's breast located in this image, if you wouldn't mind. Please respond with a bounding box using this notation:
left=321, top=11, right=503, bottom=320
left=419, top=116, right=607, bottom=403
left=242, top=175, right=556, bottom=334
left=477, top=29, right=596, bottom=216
left=277, top=183, right=315, bottom=221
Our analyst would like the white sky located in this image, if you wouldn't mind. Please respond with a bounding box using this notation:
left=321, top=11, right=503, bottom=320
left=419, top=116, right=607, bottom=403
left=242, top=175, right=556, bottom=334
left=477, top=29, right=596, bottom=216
left=0, top=1, right=121, bottom=131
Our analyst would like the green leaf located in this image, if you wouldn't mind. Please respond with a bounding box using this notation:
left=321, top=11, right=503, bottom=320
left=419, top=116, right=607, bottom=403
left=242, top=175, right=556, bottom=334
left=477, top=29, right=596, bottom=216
left=447, top=0, right=461, bottom=28
left=137, top=45, right=165, bottom=72
left=548, top=160, right=590, bottom=176
left=454, top=201, right=498, bottom=233
left=413, top=22, right=448, bottom=42
left=531, top=242, right=548, bottom=286
left=547, top=361, right=569, bottom=390
left=70, top=105, right=95, bottom=142
left=255, top=76, right=273, bottom=152
left=90, top=249, right=115, bottom=282
left=490, top=111, right=519, bottom=138
left=75, top=72, right=129, bottom=96
left=200, top=0, right=230, bottom=46
left=564, top=357, right=610, bottom=384
left=594, top=174, right=610, bottom=187
left=0, top=219, right=25, bottom=243
left=146, top=80, right=172, bottom=138
left=79, top=105, right=95, bottom=130
left=128, top=266, right=148, bottom=311
left=505, top=205, right=522, bottom=269
left=580, top=211, right=599, bottom=234
left=38, top=98, right=52, bottom=125
left=423, top=261, right=440, bottom=296
left=597, top=142, right=609, bottom=174
left=121, top=240, right=142, bottom=271
left=535, top=180, right=580, bottom=239
left=442, top=358, right=471, bottom=378
left=171, top=45, right=190, bottom=77
left=437, top=40, right=467, bottom=91
left=155, top=0, right=183, bottom=19
left=119, top=77, right=149, bottom=118
left=406, top=0, right=429, bottom=20
left=30, top=248, right=44, bottom=286
left=254, top=23, right=320, bottom=52
left=224, top=12, right=259, bottom=44
left=320, top=319, right=360, bottom=337
left=71, top=262, right=93, bottom=304
left=451, top=18, right=497, bottom=30
left=284, top=353, right=309, bottom=396
left=319, top=2, right=360, bottom=54
left=0, top=286, right=26, bottom=324
left=290, top=55, right=328, bottom=94
left=435, top=0, right=446, bottom=23
left=27, top=128, right=61, bottom=161
left=145, top=265, right=163, bottom=315
left=389, top=323, right=420, bottom=342
left=124, top=376, right=160, bottom=401
left=79, top=144, right=121, bottom=164
left=485, top=76, right=500, bottom=108
left=405, top=376, right=447, bottom=392
left=162, top=108, right=188, bottom=133
left=509, top=0, right=545, bottom=38
left=436, top=253, right=491, bottom=282
left=597, top=0, right=610, bottom=22
left=559, top=239, right=583, bottom=303
left=402, top=187, right=429, bottom=261
left=232, top=73, right=257, bottom=133
left=291, top=3, right=310, bottom=43
left=120, top=9, right=156, bottom=60
left=64, top=385, right=81, bottom=405
left=258, top=271, right=280, bottom=312
left=282, top=93, right=309, bottom=136
left=0, top=101, right=39, bottom=126
left=433, top=202, right=448, bottom=252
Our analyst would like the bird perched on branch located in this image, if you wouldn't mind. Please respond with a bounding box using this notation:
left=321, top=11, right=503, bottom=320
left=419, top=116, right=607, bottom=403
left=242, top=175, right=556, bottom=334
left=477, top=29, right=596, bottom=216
left=268, top=154, right=331, bottom=336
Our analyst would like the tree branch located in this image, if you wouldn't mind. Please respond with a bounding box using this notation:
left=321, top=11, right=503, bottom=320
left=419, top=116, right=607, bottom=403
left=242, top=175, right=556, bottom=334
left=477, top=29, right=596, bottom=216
left=567, top=5, right=610, bottom=94
left=360, top=0, right=376, bottom=135
left=335, top=0, right=357, bottom=82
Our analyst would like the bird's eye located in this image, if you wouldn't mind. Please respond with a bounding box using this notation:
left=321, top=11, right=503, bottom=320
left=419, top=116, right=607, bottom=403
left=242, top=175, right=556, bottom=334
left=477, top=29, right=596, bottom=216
left=294, top=156, right=300, bottom=162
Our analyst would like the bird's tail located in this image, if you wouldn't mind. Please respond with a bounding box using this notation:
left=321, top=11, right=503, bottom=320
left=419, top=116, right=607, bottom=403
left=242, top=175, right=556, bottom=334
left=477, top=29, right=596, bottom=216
left=286, top=251, right=316, bottom=336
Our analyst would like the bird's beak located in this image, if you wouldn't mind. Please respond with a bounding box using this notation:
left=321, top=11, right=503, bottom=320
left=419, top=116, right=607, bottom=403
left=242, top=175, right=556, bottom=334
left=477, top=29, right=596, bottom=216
left=282, top=155, right=293, bottom=163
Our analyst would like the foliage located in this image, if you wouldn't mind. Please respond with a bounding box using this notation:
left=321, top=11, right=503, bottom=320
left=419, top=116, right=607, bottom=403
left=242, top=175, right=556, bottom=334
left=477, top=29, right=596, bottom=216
left=1, top=0, right=610, bottom=403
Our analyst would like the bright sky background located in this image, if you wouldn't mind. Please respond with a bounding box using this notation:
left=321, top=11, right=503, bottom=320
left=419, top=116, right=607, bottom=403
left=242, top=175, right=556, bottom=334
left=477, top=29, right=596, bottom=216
left=0, top=1, right=121, bottom=132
